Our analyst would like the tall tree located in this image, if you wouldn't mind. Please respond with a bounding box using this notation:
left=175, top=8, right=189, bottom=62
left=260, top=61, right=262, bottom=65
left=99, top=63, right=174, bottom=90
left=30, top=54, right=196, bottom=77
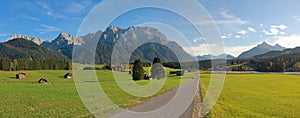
left=151, top=57, right=166, bottom=80
left=153, top=57, right=162, bottom=64
left=0, top=58, right=11, bottom=71
left=132, top=58, right=144, bottom=81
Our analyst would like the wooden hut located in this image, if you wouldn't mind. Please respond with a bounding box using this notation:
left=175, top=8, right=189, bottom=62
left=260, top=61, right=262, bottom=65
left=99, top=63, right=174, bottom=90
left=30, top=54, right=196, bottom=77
left=16, top=73, right=26, bottom=79
left=38, top=78, right=48, bottom=84
left=64, top=73, right=72, bottom=79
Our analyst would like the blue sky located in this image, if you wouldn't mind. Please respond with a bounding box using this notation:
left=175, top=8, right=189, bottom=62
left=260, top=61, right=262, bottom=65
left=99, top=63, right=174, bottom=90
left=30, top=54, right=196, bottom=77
left=0, top=0, right=300, bottom=56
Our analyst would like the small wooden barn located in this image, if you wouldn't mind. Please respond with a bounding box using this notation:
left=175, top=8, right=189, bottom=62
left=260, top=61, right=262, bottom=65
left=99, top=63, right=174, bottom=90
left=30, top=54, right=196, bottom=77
left=16, top=73, right=26, bottom=79
left=144, top=74, right=152, bottom=80
left=64, top=73, right=72, bottom=79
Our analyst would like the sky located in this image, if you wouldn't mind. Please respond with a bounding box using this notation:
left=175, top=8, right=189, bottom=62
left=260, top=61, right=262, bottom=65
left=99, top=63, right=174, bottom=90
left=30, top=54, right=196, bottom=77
left=0, top=0, right=300, bottom=57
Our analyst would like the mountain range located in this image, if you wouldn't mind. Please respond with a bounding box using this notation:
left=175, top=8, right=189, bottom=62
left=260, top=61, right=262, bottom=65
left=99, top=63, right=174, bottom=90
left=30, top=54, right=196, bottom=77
left=237, top=42, right=285, bottom=59
left=197, top=54, right=236, bottom=61
left=4, top=26, right=193, bottom=64
left=3, top=26, right=298, bottom=64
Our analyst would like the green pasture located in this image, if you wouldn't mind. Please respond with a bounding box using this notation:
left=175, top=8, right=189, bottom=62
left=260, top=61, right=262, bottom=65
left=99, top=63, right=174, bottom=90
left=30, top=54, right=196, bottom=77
left=1, top=69, right=299, bottom=117
left=200, top=73, right=300, bottom=117
left=0, top=67, right=191, bottom=117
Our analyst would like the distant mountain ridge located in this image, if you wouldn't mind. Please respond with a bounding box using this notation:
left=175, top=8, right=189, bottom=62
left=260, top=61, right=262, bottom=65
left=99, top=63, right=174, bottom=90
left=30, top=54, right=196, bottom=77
left=0, top=38, right=69, bottom=60
left=5, top=26, right=193, bottom=64
left=255, top=46, right=300, bottom=59
left=197, top=54, right=236, bottom=61
left=7, top=34, right=44, bottom=45
left=238, top=42, right=285, bottom=59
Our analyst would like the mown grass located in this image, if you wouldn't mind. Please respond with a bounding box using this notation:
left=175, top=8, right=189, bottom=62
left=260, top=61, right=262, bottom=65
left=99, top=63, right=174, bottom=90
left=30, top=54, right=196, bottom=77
left=0, top=67, right=192, bottom=117
left=200, top=73, right=300, bottom=117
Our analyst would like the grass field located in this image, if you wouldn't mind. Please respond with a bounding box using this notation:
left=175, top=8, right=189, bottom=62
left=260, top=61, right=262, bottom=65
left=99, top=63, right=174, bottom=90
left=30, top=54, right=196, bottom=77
left=200, top=73, right=300, bottom=117
left=1, top=70, right=300, bottom=117
left=0, top=68, right=192, bottom=117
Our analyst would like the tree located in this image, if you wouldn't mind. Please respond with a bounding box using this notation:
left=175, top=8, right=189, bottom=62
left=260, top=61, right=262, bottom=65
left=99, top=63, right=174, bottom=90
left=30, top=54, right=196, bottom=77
left=0, top=58, right=11, bottom=71
left=132, top=58, right=144, bottom=81
left=153, top=57, right=161, bottom=64
left=151, top=57, right=166, bottom=80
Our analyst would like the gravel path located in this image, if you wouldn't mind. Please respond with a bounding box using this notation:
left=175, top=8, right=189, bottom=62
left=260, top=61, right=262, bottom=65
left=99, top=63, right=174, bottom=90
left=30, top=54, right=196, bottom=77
left=112, top=77, right=199, bottom=118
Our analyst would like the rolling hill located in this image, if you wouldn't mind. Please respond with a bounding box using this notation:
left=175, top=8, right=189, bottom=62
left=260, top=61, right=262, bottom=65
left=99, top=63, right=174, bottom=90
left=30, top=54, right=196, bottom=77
left=0, top=38, right=69, bottom=60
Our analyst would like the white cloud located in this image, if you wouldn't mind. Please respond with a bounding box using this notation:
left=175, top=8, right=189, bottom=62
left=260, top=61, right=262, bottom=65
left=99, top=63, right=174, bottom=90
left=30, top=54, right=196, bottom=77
left=224, top=45, right=254, bottom=57
left=183, top=43, right=222, bottom=56
left=36, top=1, right=50, bottom=10
left=279, top=32, right=285, bottom=35
left=36, top=1, right=64, bottom=19
left=259, top=24, right=264, bottom=27
left=263, top=24, right=287, bottom=36
left=221, top=33, right=232, bottom=39
left=272, top=34, right=300, bottom=48
left=20, top=14, right=40, bottom=21
left=263, top=30, right=273, bottom=35
left=196, top=10, right=246, bottom=25
left=192, top=37, right=205, bottom=42
left=271, top=25, right=287, bottom=30
left=235, top=35, right=241, bottom=39
left=65, top=3, right=86, bottom=13
left=183, top=43, right=253, bottom=57
left=221, top=35, right=229, bottom=39
left=293, top=16, right=300, bottom=21
left=237, top=30, right=247, bottom=35
left=0, top=33, right=8, bottom=37
left=218, top=11, right=247, bottom=25
left=269, top=28, right=280, bottom=35
left=37, top=24, right=62, bottom=32
left=248, top=27, right=256, bottom=32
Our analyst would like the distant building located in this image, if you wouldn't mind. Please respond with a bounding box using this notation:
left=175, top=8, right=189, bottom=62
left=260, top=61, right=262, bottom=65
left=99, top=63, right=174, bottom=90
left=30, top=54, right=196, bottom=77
left=16, top=73, right=26, bottom=79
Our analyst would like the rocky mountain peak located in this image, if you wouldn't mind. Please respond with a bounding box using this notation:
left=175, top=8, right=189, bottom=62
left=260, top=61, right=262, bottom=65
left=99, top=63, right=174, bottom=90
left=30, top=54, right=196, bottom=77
left=106, top=26, right=121, bottom=33
left=55, top=32, right=83, bottom=45
left=238, top=41, right=285, bottom=59
left=7, top=34, right=44, bottom=45
left=257, top=41, right=271, bottom=49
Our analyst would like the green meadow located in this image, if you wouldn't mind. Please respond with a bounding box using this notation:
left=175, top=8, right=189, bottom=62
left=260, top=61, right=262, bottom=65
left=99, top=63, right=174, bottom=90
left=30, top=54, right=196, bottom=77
left=200, top=73, right=300, bottom=117
left=1, top=69, right=300, bottom=117
left=0, top=68, right=191, bottom=117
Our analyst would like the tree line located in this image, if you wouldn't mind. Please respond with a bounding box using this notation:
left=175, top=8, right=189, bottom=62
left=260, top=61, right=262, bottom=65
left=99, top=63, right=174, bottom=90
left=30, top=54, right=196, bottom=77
left=0, top=58, right=72, bottom=71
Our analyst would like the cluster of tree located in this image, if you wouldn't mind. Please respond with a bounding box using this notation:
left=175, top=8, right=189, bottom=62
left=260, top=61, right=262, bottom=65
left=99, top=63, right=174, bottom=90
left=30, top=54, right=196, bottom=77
left=248, top=57, right=300, bottom=72
left=132, top=58, right=145, bottom=81
left=163, top=56, right=300, bottom=72
left=163, top=61, right=206, bottom=70
left=226, top=57, right=300, bottom=72
left=0, top=58, right=72, bottom=71
left=132, top=57, right=166, bottom=81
